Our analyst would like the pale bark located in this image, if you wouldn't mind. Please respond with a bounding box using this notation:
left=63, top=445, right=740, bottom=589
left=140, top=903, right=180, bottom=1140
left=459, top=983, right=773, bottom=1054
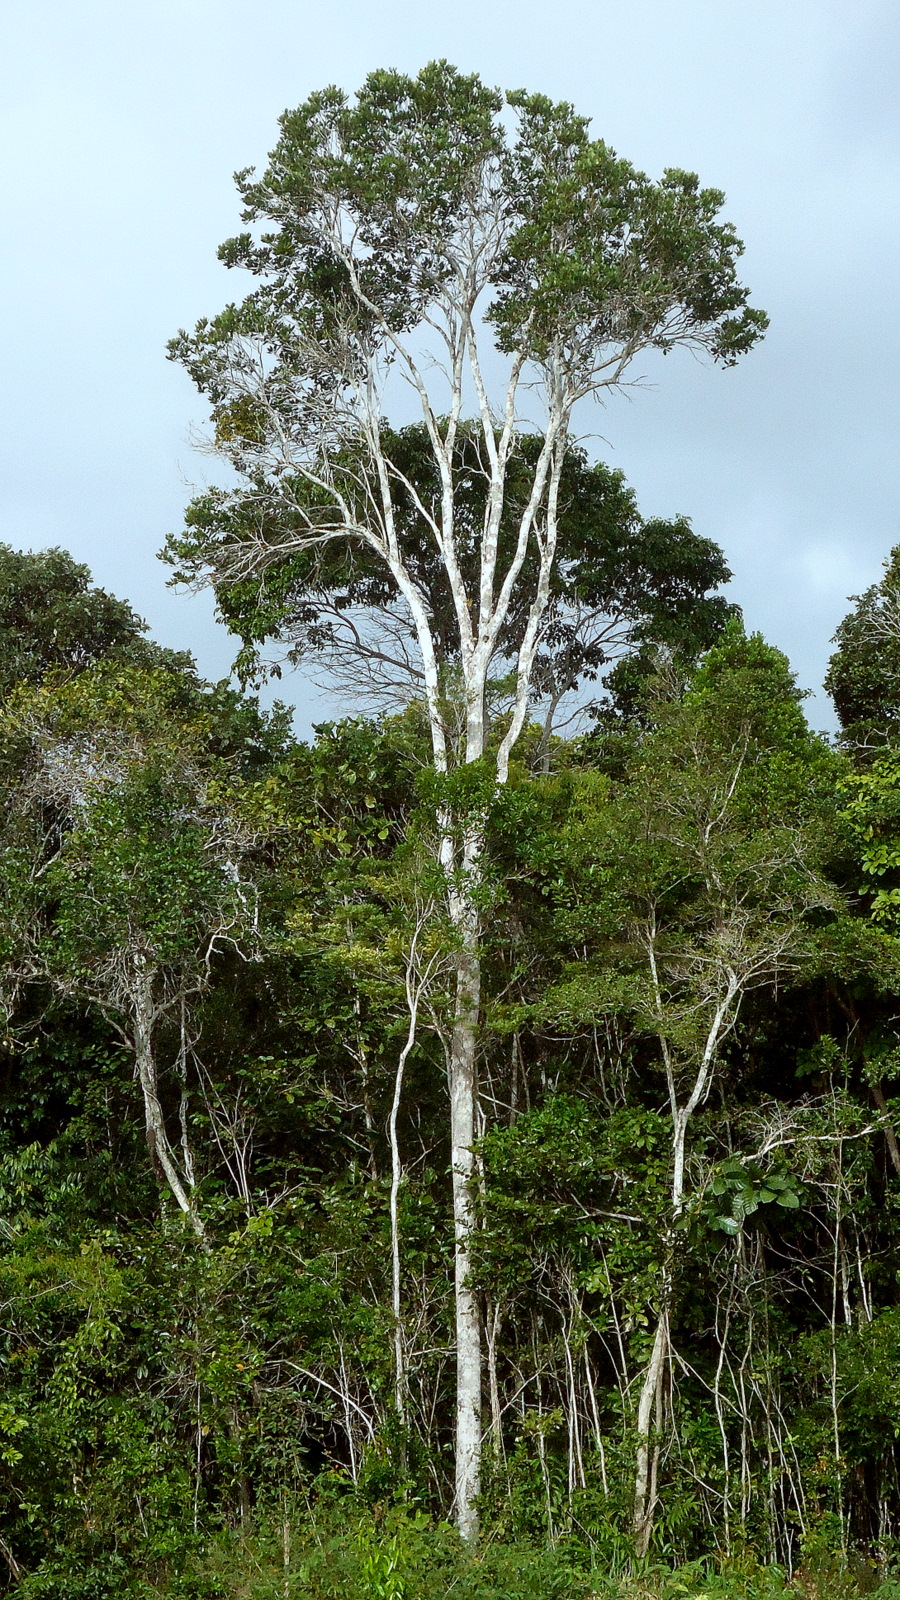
left=634, top=914, right=749, bottom=1547
left=0, top=1531, right=21, bottom=1583
left=713, top=1279, right=734, bottom=1547
left=388, top=927, right=437, bottom=1425
left=830, top=1137, right=847, bottom=1555
left=449, top=889, right=483, bottom=1542
left=634, top=1310, right=668, bottom=1556
left=485, top=1298, right=504, bottom=1453
left=871, top=1081, right=900, bottom=1176
left=633, top=1008, right=735, bottom=1546
left=131, top=972, right=206, bottom=1246
left=388, top=1027, right=412, bottom=1426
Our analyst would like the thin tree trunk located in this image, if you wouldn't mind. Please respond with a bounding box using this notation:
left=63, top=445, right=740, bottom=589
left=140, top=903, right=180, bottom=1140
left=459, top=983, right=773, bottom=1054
left=872, top=1081, right=900, bottom=1176
left=634, top=963, right=738, bottom=1552
left=131, top=976, right=206, bottom=1245
left=389, top=967, right=421, bottom=1426
left=0, top=1532, right=21, bottom=1583
left=354, top=994, right=379, bottom=1180
left=713, top=1274, right=734, bottom=1550
left=562, top=1294, right=584, bottom=1500
left=634, top=1310, right=668, bottom=1556
left=509, top=1031, right=519, bottom=1123
left=486, top=1298, right=504, bottom=1455
left=338, top=1344, right=359, bottom=1482
left=830, top=1143, right=847, bottom=1557
left=584, top=1348, right=609, bottom=1496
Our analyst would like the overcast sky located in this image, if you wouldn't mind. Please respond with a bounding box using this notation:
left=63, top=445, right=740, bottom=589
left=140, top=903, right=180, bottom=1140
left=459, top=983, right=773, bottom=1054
left=2, top=0, right=898, bottom=733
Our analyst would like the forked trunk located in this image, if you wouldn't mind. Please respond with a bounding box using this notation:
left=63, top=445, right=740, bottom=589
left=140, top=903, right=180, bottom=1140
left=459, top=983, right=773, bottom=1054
left=633, top=1309, right=668, bottom=1555
left=634, top=973, right=738, bottom=1552
left=131, top=976, right=206, bottom=1245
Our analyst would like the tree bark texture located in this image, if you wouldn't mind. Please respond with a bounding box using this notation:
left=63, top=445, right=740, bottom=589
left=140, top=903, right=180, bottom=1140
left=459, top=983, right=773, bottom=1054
left=449, top=923, right=483, bottom=1542
left=634, top=1310, right=668, bottom=1556
left=131, top=975, right=206, bottom=1245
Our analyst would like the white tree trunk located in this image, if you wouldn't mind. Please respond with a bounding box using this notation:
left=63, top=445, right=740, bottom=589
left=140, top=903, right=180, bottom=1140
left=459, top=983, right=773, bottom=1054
left=633, top=1309, right=668, bottom=1555
left=389, top=961, right=424, bottom=1425
left=448, top=861, right=483, bottom=1542
left=131, top=976, right=206, bottom=1245
left=634, top=960, right=741, bottom=1551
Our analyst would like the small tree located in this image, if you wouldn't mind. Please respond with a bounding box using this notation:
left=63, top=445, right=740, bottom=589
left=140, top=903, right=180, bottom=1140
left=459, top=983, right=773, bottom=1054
left=167, top=61, right=766, bottom=1536
left=556, top=628, right=840, bottom=1551
left=0, top=664, right=265, bottom=1242
left=826, top=543, right=900, bottom=755
left=0, top=542, right=189, bottom=689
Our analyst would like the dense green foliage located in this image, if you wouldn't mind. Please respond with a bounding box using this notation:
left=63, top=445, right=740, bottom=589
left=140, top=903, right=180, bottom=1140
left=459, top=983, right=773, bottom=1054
left=826, top=547, right=900, bottom=754
left=165, top=425, right=735, bottom=728
left=0, top=544, right=899, bottom=1598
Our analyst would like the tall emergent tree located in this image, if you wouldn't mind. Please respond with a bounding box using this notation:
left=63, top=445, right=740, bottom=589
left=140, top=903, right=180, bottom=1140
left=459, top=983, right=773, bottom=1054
left=166, top=60, right=766, bottom=1538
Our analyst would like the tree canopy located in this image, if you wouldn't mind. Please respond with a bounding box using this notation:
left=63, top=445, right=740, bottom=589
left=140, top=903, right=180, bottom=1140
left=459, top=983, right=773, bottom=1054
left=0, top=543, right=188, bottom=689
